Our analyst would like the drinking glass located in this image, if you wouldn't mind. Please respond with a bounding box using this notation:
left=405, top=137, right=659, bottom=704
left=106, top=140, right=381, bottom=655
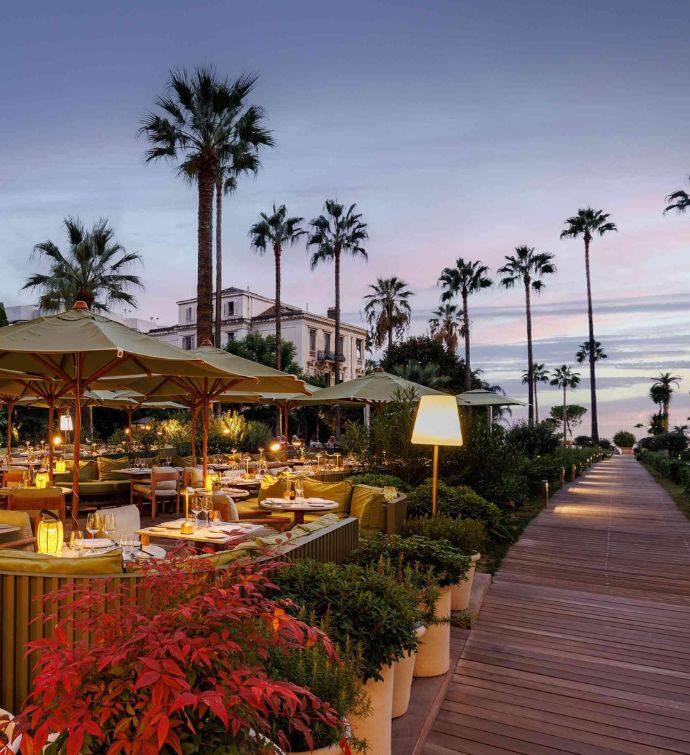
left=22, top=470, right=31, bottom=488
left=294, top=479, right=304, bottom=502
left=86, top=512, right=102, bottom=540
left=190, top=497, right=202, bottom=528
left=119, top=535, right=137, bottom=560
left=102, top=513, right=116, bottom=545
left=69, top=530, right=84, bottom=556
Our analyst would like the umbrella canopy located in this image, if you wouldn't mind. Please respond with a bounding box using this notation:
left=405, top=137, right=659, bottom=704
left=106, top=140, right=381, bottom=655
left=0, top=303, right=251, bottom=525
left=456, top=389, right=526, bottom=407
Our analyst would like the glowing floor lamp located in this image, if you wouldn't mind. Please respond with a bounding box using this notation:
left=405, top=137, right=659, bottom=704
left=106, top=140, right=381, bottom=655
left=411, top=395, right=463, bottom=515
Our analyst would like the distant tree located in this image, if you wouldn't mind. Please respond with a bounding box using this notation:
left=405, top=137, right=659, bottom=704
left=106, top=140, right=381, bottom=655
left=24, top=217, right=142, bottom=312
left=381, top=335, right=468, bottom=393
left=438, top=258, right=492, bottom=390
left=390, top=360, right=451, bottom=389
left=549, top=404, right=587, bottom=440
left=550, top=366, right=581, bottom=446
left=497, top=246, right=556, bottom=424
left=225, top=333, right=299, bottom=373
left=0, top=304, right=7, bottom=327
left=574, top=435, right=594, bottom=447
left=650, top=372, right=681, bottom=432
left=429, top=302, right=464, bottom=353
left=612, top=430, right=636, bottom=448
left=576, top=340, right=607, bottom=364
left=521, top=362, right=549, bottom=423
left=363, top=277, right=413, bottom=352
left=673, top=424, right=689, bottom=435
left=560, top=208, right=617, bottom=443
left=664, top=177, right=690, bottom=215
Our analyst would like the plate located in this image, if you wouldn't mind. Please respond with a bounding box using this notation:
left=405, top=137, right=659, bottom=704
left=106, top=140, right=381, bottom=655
left=82, top=538, right=113, bottom=549
left=162, top=520, right=186, bottom=529
left=204, top=531, right=226, bottom=539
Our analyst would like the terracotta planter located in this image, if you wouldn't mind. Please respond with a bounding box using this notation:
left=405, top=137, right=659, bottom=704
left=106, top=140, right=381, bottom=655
left=451, top=552, right=481, bottom=612
left=348, top=663, right=394, bottom=755
left=414, top=586, right=451, bottom=677
left=392, top=625, right=426, bottom=718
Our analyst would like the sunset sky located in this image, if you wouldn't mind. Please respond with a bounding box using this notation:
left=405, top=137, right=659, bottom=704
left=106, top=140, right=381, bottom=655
left=2, top=0, right=690, bottom=439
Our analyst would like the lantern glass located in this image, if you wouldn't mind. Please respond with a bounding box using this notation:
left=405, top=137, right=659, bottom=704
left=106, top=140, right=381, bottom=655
left=35, top=472, right=49, bottom=489
left=54, top=459, right=66, bottom=474
left=36, top=513, right=64, bottom=554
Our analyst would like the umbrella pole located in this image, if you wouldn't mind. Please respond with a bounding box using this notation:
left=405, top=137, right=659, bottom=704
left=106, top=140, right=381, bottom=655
left=202, top=397, right=209, bottom=488
left=282, top=404, right=289, bottom=461
left=127, top=408, right=134, bottom=452
left=72, top=355, right=83, bottom=530
left=48, top=397, right=55, bottom=486
left=190, top=404, right=197, bottom=466
left=6, top=400, right=14, bottom=457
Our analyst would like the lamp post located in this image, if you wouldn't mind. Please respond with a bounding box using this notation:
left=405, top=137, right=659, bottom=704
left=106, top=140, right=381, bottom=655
left=411, top=395, right=463, bottom=515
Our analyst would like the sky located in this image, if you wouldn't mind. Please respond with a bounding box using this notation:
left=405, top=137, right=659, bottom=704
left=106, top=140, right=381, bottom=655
left=1, top=0, right=690, bottom=439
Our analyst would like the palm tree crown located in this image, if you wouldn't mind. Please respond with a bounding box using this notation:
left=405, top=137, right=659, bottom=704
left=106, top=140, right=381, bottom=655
left=576, top=341, right=607, bottom=363
left=664, top=177, right=690, bottom=215
left=429, top=302, right=464, bottom=353
left=521, top=362, right=550, bottom=423
left=308, top=201, right=368, bottom=384
left=363, top=277, right=413, bottom=353
left=650, top=372, right=681, bottom=432
left=550, top=365, right=581, bottom=446
left=438, top=258, right=492, bottom=390
left=498, top=246, right=556, bottom=424
left=141, top=67, right=273, bottom=343
left=24, top=217, right=143, bottom=312
left=390, top=360, right=451, bottom=390
left=249, top=204, right=304, bottom=370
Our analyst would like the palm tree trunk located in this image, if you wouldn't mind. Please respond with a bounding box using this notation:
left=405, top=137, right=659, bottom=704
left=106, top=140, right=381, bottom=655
left=534, top=379, right=539, bottom=423
left=196, top=166, right=214, bottom=345
left=525, top=279, right=534, bottom=425
left=334, top=248, right=342, bottom=436
left=584, top=234, right=599, bottom=443
left=563, top=385, right=567, bottom=447
left=663, top=398, right=670, bottom=432
left=214, top=178, right=222, bottom=348
left=462, top=289, right=471, bottom=391
left=274, top=243, right=282, bottom=370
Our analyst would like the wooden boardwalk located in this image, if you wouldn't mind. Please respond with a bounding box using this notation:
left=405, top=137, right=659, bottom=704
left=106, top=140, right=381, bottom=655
left=423, top=455, right=690, bottom=755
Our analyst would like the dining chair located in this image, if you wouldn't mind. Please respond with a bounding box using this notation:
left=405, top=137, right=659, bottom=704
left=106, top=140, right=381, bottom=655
left=132, top=467, right=180, bottom=522
left=2, top=470, right=26, bottom=489
left=7, top=488, right=66, bottom=529
left=210, top=494, right=292, bottom=531
left=100, top=504, right=141, bottom=539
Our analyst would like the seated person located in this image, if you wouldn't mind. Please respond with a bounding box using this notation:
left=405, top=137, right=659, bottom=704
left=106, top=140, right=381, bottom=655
left=326, top=435, right=337, bottom=449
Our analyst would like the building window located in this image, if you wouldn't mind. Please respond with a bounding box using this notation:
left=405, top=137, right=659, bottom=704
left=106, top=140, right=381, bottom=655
left=182, top=335, right=195, bottom=350
left=338, top=336, right=344, bottom=354
left=324, top=333, right=331, bottom=352
left=223, top=301, right=235, bottom=317
left=356, top=339, right=363, bottom=360
left=185, top=307, right=193, bottom=323
left=226, top=331, right=235, bottom=345
left=324, top=371, right=331, bottom=386
left=309, top=329, right=317, bottom=354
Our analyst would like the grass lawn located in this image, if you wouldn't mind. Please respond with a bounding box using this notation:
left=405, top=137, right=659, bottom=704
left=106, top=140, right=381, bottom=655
left=642, top=463, right=690, bottom=520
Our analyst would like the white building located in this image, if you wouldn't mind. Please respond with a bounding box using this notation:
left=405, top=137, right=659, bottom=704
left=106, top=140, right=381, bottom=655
left=2, top=303, right=156, bottom=333
left=148, top=287, right=367, bottom=385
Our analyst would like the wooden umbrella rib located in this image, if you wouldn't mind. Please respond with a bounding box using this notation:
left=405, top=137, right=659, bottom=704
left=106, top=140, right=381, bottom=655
left=29, top=354, right=71, bottom=382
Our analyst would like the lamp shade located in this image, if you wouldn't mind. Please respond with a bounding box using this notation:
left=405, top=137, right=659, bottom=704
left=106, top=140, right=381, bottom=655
left=59, top=415, right=73, bottom=431
left=36, top=511, right=64, bottom=554
left=411, top=395, right=463, bottom=447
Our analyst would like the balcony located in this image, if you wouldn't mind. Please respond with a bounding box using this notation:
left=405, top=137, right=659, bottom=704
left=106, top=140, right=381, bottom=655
left=317, top=350, right=345, bottom=362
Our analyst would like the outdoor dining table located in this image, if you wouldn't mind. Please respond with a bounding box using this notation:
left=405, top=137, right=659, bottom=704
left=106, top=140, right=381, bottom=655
left=59, top=540, right=167, bottom=562
left=259, top=498, right=338, bottom=525
left=136, top=519, right=268, bottom=549
left=193, top=486, right=251, bottom=500
left=0, top=486, right=72, bottom=497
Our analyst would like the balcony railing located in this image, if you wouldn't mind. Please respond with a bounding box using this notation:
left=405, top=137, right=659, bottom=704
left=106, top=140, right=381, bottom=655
left=317, top=350, right=345, bottom=362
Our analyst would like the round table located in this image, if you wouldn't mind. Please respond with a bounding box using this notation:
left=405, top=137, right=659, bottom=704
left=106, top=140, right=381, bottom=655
left=260, top=498, right=338, bottom=525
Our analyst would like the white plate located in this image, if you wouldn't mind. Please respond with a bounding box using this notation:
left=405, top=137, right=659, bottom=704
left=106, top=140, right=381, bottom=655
left=203, top=531, right=226, bottom=539
left=82, top=538, right=113, bottom=549
left=162, top=520, right=186, bottom=529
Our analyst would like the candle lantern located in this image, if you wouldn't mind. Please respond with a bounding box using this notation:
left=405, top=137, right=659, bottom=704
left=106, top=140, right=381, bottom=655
left=54, top=459, right=66, bottom=474
left=36, top=510, right=64, bottom=554
left=35, top=472, right=50, bottom=489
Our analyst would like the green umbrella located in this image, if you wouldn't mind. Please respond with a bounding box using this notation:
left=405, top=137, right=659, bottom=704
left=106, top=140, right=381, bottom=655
left=455, top=389, right=526, bottom=407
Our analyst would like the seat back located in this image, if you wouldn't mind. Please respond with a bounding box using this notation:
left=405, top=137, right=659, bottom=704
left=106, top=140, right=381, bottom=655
left=101, top=504, right=141, bottom=538
left=7, top=488, right=66, bottom=527
left=210, top=494, right=239, bottom=522
left=182, top=466, right=203, bottom=488
left=2, top=470, right=27, bottom=488
left=152, top=467, right=179, bottom=491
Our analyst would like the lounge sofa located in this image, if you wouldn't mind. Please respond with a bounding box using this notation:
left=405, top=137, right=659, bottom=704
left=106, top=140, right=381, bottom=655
left=53, top=458, right=131, bottom=505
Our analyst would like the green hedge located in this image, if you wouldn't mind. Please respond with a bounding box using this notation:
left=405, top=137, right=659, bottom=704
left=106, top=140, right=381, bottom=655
left=639, top=450, right=690, bottom=492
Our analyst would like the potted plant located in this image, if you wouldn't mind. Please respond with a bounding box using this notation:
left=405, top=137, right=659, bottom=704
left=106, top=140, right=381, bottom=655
left=2, top=554, right=345, bottom=754
left=274, top=559, right=423, bottom=755
left=350, top=534, right=471, bottom=677
left=401, top=515, right=487, bottom=611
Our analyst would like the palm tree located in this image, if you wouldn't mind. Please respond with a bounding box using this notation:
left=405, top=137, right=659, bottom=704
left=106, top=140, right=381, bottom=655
left=390, top=361, right=451, bottom=390
left=24, top=217, right=142, bottom=312
left=141, top=67, right=273, bottom=344
left=521, top=363, right=549, bottom=423
left=576, top=340, right=607, bottom=364
left=249, top=204, right=305, bottom=369
left=650, top=372, right=681, bottom=431
left=560, top=208, right=617, bottom=444
left=438, top=259, right=492, bottom=390
left=550, top=365, right=581, bottom=446
left=664, top=177, right=690, bottom=215
left=308, top=201, right=368, bottom=383
left=673, top=424, right=689, bottom=435
left=429, top=303, right=464, bottom=353
left=497, top=246, right=556, bottom=424
left=363, top=277, right=413, bottom=353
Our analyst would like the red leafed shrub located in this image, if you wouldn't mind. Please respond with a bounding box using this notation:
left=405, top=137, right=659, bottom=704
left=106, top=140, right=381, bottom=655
left=1, top=553, right=346, bottom=754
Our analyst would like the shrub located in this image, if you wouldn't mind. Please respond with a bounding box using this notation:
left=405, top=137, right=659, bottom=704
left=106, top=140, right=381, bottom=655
left=637, top=431, right=688, bottom=456
left=613, top=430, right=636, bottom=447
left=406, top=480, right=502, bottom=532
left=506, top=421, right=560, bottom=458
left=345, top=472, right=411, bottom=491
left=274, top=559, right=421, bottom=682
left=350, top=533, right=471, bottom=588
left=574, top=435, right=594, bottom=447
left=401, top=515, right=487, bottom=555
left=340, top=421, right=368, bottom=459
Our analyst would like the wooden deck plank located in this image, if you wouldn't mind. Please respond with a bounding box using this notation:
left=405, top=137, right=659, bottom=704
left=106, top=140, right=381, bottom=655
left=421, top=456, right=690, bottom=754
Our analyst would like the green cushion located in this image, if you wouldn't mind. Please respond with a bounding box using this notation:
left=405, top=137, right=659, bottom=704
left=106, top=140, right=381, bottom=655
left=351, top=485, right=387, bottom=533
left=299, top=513, right=341, bottom=532
left=0, top=548, right=123, bottom=575
left=302, top=479, right=352, bottom=514
left=62, top=460, right=99, bottom=481
left=257, top=475, right=285, bottom=502
left=0, top=511, right=33, bottom=543
left=97, top=456, right=131, bottom=481
left=58, top=480, right=130, bottom=495
left=172, top=455, right=194, bottom=468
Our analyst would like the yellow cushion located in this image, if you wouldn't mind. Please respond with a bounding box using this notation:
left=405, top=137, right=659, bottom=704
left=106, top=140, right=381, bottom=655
left=299, top=513, right=341, bottom=533
left=0, top=511, right=33, bottom=543
left=257, top=475, right=284, bottom=502
left=351, top=485, right=387, bottom=533
left=0, top=549, right=123, bottom=575
left=63, top=459, right=99, bottom=481
left=383, top=486, right=398, bottom=502
left=172, top=455, right=194, bottom=468
left=302, top=479, right=352, bottom=514
left=98, top=456, right=131, bottom=481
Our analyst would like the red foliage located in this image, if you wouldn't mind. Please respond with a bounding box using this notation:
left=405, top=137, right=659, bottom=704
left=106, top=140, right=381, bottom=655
left=1, top=553, right=344, bottom=754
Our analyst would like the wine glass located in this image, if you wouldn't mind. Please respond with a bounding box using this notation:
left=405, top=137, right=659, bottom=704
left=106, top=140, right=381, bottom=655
left=294, top=479, right=304, bottom=502
left=189, top=496, right=202, bottom=528
left=22, top=470, right=31, bottom=488
left=86, top=512, right=102, bottom=540
left=69, top=530, right=84, bottom=557
left=119, top=535, right=136, bottom=561
left=102, top=513, right=116, bottom=545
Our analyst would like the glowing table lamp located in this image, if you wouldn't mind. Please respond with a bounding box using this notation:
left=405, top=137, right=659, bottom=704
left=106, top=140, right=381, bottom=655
left=36, top=511, right=64, bottom=554
left=411, top=395, right=463, bottom=515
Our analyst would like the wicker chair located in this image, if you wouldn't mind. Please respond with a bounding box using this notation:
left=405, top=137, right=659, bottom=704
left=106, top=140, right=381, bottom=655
left=7, top=488, right=66, bottom=529
left=132, top=467, right=180, bottom=521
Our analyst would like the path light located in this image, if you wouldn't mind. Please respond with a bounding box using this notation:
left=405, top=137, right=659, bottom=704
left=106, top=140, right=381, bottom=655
left=542, top=480, right=549, bottom=507
left=411, top=395, right=463, bottom=515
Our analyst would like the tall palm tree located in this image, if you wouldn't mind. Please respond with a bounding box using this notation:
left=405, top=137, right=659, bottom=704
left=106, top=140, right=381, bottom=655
left=664, top=177, right=690, bottom=215
left=497, top=246, right=556, bottom=424
left=650, top=372, right=681, bottom=431
left=429, top=302, right=464, bottom=353
left=550, top=365, right=581, bottom=446
left=438, top=258, right=493, bottom=390
left=363, top=277, right=413, bottom=353
left=560, top=208, right=617, bottom=444
left=390, top=360, right=451, bottom=389
left=141, top=67, right=273, bottom=344
left=24, top=217, right=143, bottom=312
left=521, top=362, right=549, bottom=423
left=249, top=204, right=305, bottom=369
left=308, top=200, right=368, bottom=383
left=576, top=340, right=607, bottom=364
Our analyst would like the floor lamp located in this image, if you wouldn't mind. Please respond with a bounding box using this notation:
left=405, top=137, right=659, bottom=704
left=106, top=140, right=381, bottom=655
left=411, top=395, right=463, bottom=515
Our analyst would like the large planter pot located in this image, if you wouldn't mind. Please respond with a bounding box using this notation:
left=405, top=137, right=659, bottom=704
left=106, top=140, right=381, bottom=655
left=392, top=625, right=426, bottom=718
left=414, top=586, right=451, bottom=678
left=451, top=552, right=481, bottom=612
left=348, top=663, right=394, bottom=755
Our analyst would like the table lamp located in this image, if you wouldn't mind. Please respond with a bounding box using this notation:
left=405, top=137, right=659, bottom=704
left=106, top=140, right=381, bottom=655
left=411, top=395, right=463, bottom=515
